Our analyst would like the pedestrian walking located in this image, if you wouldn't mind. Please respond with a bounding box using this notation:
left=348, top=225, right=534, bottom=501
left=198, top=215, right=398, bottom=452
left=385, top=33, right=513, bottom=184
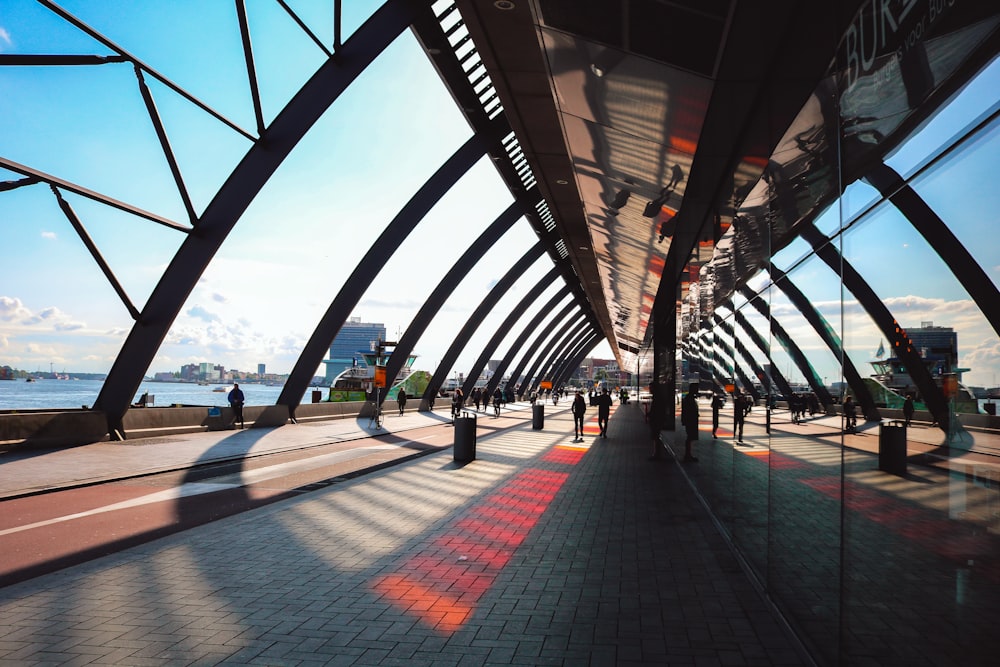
left=681, top=383, right=699, bottom=462
left=571, top=390, right=587, bottom=440
left=595, top=387, right=613, bottom=437
left=903, top=393, right=914, bottom=426
left=397, top=387, right=407, bottom=416
left=733, top=388, right=745, bottom=442
left=711, top=393, right=724, bottom=438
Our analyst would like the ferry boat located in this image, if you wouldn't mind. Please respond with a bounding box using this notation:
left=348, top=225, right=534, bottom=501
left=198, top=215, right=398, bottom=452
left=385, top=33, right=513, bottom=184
left=867, top=355, right=977, bottom=412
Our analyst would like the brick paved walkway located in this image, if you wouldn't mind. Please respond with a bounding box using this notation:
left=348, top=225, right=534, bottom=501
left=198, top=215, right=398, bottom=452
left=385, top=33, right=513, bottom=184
left=0, top=403, right=806, bottom=665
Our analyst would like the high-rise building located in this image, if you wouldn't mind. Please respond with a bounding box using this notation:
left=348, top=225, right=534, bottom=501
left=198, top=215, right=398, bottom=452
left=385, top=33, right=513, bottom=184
left=908, top=322, right=961, bottom=379
left=257, top=363, right=266, bottom=377
left=323, top=317, right=386, bottom=383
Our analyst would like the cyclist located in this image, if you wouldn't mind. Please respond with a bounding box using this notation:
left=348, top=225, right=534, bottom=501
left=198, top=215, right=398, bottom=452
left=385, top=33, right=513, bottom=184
left=843, top=395, right=857, bottom=433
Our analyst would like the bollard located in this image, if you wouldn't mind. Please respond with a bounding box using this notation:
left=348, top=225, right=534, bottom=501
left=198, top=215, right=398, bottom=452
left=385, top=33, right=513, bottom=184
left=878, top=419, right=907, bottom=475
left=532, top=403, right=544, bottom=430
left=454, top=411, right=477, bottom=462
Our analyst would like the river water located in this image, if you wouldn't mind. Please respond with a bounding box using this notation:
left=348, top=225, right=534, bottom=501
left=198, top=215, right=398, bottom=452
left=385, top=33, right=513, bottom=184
left=0, top=379, right=319, bottom=411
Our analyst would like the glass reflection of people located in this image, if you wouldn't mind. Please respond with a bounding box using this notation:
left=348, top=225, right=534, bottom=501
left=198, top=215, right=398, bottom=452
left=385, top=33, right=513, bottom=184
left=711, top=393, right=724, bottom=438
left=903, top=393, right=914, bottom=427
left=648, top=382, right=668, bottom=460
left=733, top=388, right=745, bottom=443
left=843, top=395, right=857, bottom=432
left=681, top=383, right=699, bottom=462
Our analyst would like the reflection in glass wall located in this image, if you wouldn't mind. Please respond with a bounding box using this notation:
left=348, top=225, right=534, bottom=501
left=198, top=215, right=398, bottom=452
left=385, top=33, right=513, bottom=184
left=671, top=3, right=999, bottom=663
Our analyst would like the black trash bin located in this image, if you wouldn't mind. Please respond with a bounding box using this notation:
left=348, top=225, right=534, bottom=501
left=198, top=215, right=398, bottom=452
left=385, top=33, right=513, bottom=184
left=532, top=403, right=544, bottom=430
left=454, top=411, right=477, bottom=462
left=878, top=419, right=907, bottom=475
left=311, top=389, right=322, bottom=403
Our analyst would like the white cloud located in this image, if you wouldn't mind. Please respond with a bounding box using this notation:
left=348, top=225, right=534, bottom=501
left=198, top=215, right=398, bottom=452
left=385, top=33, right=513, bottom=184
left=41, top=231, right=57, bottom=240
left=187, top=305, right=221, bottom=323
left=0, top=27, right=11, bottom=51
left=0, top=296, right=31, bottom=322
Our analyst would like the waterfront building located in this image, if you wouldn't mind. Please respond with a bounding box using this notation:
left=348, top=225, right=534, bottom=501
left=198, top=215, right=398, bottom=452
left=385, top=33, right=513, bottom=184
left=322, top=318, right=386, bottom=384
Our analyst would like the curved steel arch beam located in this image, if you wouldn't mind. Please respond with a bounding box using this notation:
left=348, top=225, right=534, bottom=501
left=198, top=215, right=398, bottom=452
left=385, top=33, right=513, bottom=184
left=739, top=286, right=833, bottom=406
left=545, top=322, right=593, bottom=388
left=866, top=162, right=1000, bottom=339
left=506, top=299, right=580, bottom=397
left=459, top=266, right=560, bottom=401
left=712, top=315, right=771, bottom=400
left=278, top=132, right=490, bottom=416
left=486, top=286, right=572, bottom=400
left=732, top=310, right=793, bottom=399
left=521, top=310, right=586, bottom=393
left=422, top=243, right=547, bottom=403
left=95, top=0, right=421, bottom=435
left=527, top=314, right=590, bottom=392
left=556, top=335, right=601, bottom=389
left=551, top=326, right=599, bottom=388
left=770, top=266, right=875, bottom=415
left=798, top=223, right=948, bottom=425
left=382, top=200, right=525, bottom=406
left=553, top=333, right=599, bottom=389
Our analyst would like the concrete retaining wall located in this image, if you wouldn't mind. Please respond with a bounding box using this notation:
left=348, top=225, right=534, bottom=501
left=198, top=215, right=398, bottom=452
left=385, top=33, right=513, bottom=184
left=1, top=401, right=369, bottom=449
left=0, top=410, right=109, bottom=448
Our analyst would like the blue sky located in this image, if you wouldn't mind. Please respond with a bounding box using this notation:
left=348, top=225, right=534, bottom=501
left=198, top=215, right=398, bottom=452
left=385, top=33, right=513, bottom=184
left=0, top=0, right=615, bottom=380
left=1, top=1, right=997, bottom=390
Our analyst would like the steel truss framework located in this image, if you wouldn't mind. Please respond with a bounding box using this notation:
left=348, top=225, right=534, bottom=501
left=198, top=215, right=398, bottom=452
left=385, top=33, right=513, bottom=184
left=1, top=1, right=601, bottom=438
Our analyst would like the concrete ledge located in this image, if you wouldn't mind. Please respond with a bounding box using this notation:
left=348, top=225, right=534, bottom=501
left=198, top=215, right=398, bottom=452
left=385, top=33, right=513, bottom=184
left=0, top=410, right=109, bottom=448
left=293, top=401, right=366, bottom=422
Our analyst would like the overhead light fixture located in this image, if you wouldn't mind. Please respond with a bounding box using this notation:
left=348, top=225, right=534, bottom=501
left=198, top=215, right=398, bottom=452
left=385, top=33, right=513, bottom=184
left=556, top=179, right=568, bottom=185
left=590, top=64, right=605, bottom=78
left=494, top=0, right=515, bottom=10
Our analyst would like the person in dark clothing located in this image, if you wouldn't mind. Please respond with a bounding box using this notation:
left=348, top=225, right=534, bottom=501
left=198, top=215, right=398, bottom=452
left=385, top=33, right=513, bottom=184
left=492, top=387, right=502, bottom=417
left=903, top=393, right=914, bottom=426
left=397, top=387, right=407, bottom=416
left=648, top=382, right=668, bottom=460
left=228, top=383, right=245, bottom=429
left=843, top=395, right=857, bottom=432
left=733, top=388, right=745, bottom=442
left=711, top=393, right=724, bottom=438
left=681, top=383, right=700, bottom=462
left=595, top=388, right=613, bottom=438
left=571, top=391, right=587, bottom=440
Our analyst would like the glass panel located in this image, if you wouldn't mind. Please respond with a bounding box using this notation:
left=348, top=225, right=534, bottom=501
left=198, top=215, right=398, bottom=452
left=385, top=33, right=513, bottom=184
left=910, top=117, right=1000, bottom=295
left=765, top=267, right=842, bottom=665
left=730, top=289, right=770, bottom=576
left=885, top=57, right=1000, bottom=179
left=840, top=171, right=1000, bottom=665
